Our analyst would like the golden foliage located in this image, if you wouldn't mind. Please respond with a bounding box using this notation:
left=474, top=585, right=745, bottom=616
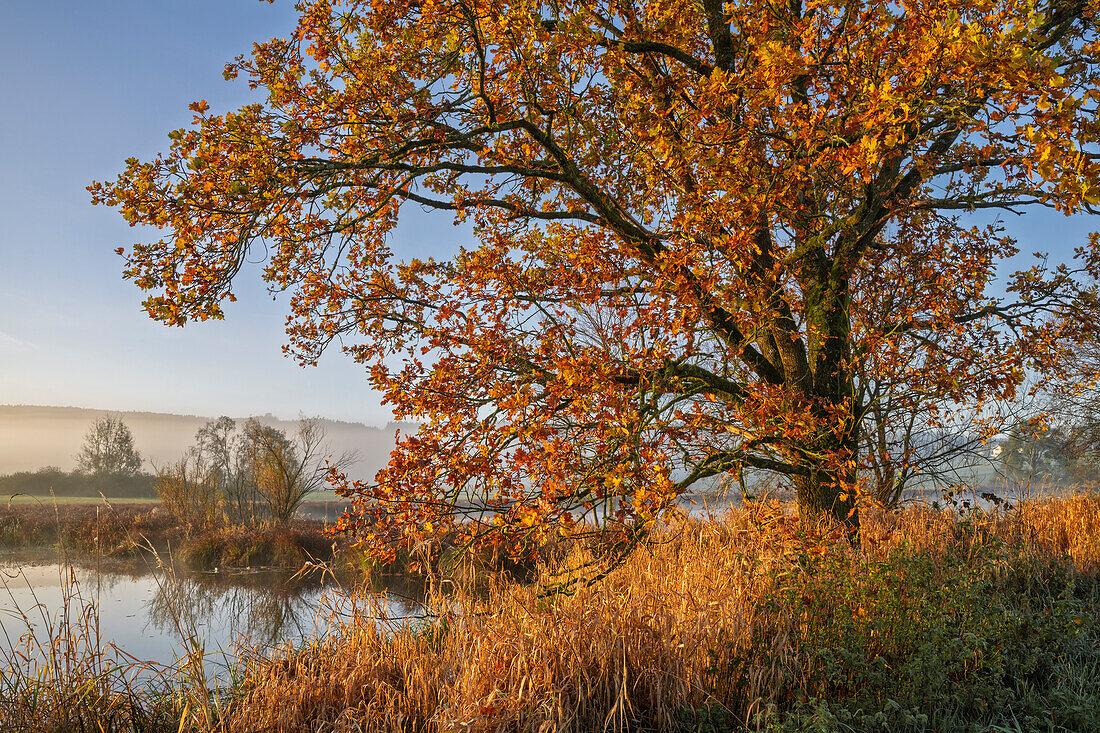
left=91, top=0, right=1100, bottom=548
left=222, top=493, right=1100, bottom=732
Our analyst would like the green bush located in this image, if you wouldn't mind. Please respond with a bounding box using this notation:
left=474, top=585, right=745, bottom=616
left=754, top=546, right=1100, bottom=732
left=0, top=467, right=156, bottom=499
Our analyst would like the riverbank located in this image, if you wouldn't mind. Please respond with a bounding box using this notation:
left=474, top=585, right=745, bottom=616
left=3, top=493, right=1099, bottom=732
left=0, top=500, right=172, bottom=556
left=0, top=500, right=344, bottom=570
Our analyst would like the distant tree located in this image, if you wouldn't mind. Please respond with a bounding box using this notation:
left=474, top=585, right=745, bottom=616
left=191, top=416, right=263, bottom=522
left=194, top=416, right=236, bottom=482
left=240, top=417, right=355, bottom=524
left=76, top=416, right=143, bottom=478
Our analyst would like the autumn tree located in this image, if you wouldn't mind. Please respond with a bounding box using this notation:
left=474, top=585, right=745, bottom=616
left=92, top=0, right=1100, bottom=557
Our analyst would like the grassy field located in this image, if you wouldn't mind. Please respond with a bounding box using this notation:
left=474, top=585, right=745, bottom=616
left=3, top=494, right=161, bottom=506
left=1, top=493, right=1099, bottom=732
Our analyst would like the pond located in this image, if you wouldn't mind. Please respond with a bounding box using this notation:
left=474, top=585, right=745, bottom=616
left=0, top=554, right=427, bottom=686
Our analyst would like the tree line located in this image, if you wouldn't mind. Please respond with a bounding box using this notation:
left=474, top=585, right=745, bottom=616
left=1, top=415, right=353, bottom=524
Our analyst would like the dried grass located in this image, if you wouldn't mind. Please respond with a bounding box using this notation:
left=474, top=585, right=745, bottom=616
left=221, top=491, right=1100, bottom=732
left=3, top=492, right=1098, bottom=732
left=0, top=500, right=171, bottom=556
left=0, top=554, right=181, bottom=731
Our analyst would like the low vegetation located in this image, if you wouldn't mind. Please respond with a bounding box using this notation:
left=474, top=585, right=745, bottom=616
left=0, top=499, right=339, bottom=570
left=0, top=501, right=170, bottom=557
left=0, top=467, right=156, bottom=499
left=178, top=523, right=336, bottom=570
left=1, top=493, right=1098, bottom=732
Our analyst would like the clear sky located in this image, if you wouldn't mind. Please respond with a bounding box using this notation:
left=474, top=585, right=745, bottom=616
left=0, top=2, right=1097, bottom=426
left=0, top=1, right=474, bottom=426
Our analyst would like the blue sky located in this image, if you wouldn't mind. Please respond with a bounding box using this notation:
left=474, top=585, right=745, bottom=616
left=0, top=1, right=1096, bottom=426
left=0, top=1, right=474, bottom=425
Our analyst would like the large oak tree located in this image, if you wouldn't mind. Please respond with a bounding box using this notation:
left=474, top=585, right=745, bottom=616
left=92, top=0, right=1100, bottom=557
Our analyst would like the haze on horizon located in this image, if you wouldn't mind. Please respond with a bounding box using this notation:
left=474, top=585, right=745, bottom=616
left=0, top=404, right=411, bottom=481
left=0, top=2, right=474, bottom=426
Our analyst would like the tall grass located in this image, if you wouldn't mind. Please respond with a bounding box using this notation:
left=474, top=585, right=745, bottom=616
left=2, top=493, right=1099, bottom=731
left=0, top=541, right=268, bottom=732
left=222, top=494, right=1100, bottom=732
left=0, top=544, right=179, bottom=731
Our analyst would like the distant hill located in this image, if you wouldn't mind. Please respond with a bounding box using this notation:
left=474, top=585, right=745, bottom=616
left=0, top=405, right=413, bottom=483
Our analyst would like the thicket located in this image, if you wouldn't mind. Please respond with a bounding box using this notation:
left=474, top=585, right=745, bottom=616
left=155, top=416, right=354, bottom=528
left=0, top=467, right=156, bottom=499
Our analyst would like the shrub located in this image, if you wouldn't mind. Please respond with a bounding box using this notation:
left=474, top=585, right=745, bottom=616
left=179, top=523, right=335, bottom=570
left=155, top=456, right=222, bottom=528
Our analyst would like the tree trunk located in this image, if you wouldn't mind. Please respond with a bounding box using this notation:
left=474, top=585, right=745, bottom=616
left=793, top=469, right=859, bottom=539
left=792, top=271, right=860, bottom=540
left=791, top=400, right=861, bottom=540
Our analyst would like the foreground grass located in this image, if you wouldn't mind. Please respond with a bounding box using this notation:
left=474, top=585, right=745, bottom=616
left=3, top=494, right=1099, bottom=732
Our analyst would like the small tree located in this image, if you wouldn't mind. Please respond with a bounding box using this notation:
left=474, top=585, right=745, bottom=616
left=155, top=454, right=221, bottom=527
left=240, top=417, right=355, bottom=524
left=76, top=416, right=143, bottom=479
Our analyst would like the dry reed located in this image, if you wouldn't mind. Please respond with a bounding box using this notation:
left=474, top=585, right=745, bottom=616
left=2, top=492, right=1098, bottom=732
left=221, top=493, right=1100, bottom=732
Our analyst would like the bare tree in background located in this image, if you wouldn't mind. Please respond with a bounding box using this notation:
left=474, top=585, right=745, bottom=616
left=1028, top=336, right=1100, bottom=486
left=76, top=415, right=143, bottom=479
left=241, top=417, right=356, bottom=524
left=192, top=416, right=265, bottom=524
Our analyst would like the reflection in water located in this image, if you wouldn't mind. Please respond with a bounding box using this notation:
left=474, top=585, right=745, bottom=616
left=146, top=569, right=318, bottom=650
left=0, top=558, right=428, bottom=684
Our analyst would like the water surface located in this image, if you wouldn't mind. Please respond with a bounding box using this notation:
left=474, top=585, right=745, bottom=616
left=0, top=556, right=424, bottom=684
